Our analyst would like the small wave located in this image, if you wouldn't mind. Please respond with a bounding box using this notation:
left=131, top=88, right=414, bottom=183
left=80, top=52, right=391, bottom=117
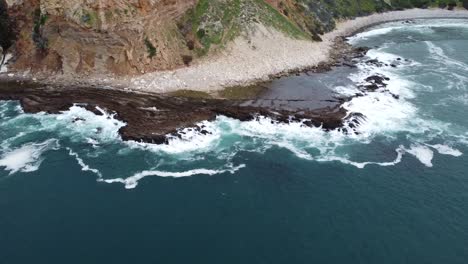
left=317, top=147, right=405, bottom=169
left=449, top=94, right=468, bottom=105
left=100, top=164, right=246, bottom=189
left=0, top=139, right=59, bottom=175
left=348, top=27, right=397, bottom=43
left=0, top=103, right=6, bottom=118
left=0, top=100, right=23, bottom=119
left=426, top=144, right=463, bottom=157
left=0, top=132, right=26, bottom=150
left=67, top=148, right=103, bottom=178
left=348, top=19, right=468, bottom=44
left=425, top=41, right=468, bottom=70
left=315, top=143, right=463, bottom=169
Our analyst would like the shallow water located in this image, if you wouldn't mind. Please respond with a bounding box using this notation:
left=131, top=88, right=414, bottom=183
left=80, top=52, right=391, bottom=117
left=245, top=66, right=356, bottom=110
left=1, top=19, right=468, bottom=263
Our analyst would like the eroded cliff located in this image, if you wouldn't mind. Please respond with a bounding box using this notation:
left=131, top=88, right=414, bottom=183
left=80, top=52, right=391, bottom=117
left=5, top=0, right=197, bottom=75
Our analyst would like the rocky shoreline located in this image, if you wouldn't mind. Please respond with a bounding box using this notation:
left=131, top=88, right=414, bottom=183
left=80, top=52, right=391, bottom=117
left=0, top=36, right=373, bottom=144
left=0, top=80, right=361, bottom=144
left=1, top=10, right=467, bottom=144
left=0, top=21, right=434, bottom=145
left=0, top=45, right=408, bottom=145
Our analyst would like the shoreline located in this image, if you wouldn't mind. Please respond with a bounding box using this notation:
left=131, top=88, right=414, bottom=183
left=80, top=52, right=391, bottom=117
left=1, top=11, right=465, bottom=143
left=113, top=8, right=468, bottom=93
left=2, top=9, right=468, bottom=93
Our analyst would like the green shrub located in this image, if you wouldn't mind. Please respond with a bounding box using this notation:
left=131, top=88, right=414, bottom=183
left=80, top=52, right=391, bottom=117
left=391, top=0, right=414, bottom=9
left=144, top=38, right=157, bottom=58
left=411, top=0, right=431, bottom=7
left=32, top=8, right=48, bottom=50
left=437, top=0, right=448, bottom=8
left=447, top=0, right=458, bottom=8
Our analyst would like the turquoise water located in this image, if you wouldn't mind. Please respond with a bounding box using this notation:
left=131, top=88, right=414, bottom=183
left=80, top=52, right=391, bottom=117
left=1, top=19, right=468, bottom=263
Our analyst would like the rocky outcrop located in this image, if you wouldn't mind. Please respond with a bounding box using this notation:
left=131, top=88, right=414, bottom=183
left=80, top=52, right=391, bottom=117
left=0, top=80, right=349, bottom=144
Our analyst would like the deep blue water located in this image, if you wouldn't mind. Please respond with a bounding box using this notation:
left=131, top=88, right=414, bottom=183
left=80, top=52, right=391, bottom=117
left=1, top=19, right=468, bottom=263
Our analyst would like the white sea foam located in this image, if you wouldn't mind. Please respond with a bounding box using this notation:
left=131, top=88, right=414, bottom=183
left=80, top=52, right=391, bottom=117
left=273, top=140, right=315, bottom=160
left=228, top=115, right=350, bottom=158
left=341, top=49, right=421, bottom=136
left=404, top=144, right=434, bottom=167
left=1, top=104, right=126, bottom=144
left=451, top=94, right=468, bottom=105
left=0, top=132, right=26, bottom=150
left=67, top=148, right=103, bottom=178
left=332, top=144, right=462, bottom=169
left=127, top=119, right=221, bottom=154
left=333, top=85, right=361, bottom=97
left=100, top=164, right=246, bottom=189
left=427, top=144, right=463, bottom=157
left=364, top=49, right=403, bottom=64
left=0, top=139, right=59, bottom=175
left=29, top=105, right=127, bottom=143
left=425, top=41, right=468, bottom=70
left=0, top=102, right=7, bottom=118
left=86, top=138, right=100, bottom=147
left=342, top=92, right=416, bottom=136
left=349, top=27, right=396, bottom=43
left=317, top=147, right=405, bottom=169
left=55, top=105, right=126, bottom=141
left=457, top=134, right=468, bottom=146
left=348, top=20, right=468, bottom=44
left=450, top=73, right=468, bottom=90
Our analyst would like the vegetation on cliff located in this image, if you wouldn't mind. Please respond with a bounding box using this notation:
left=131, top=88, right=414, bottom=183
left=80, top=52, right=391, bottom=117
left=0, top=0, right=14, bottom=57
left=185, top=0, right=465, bottom=55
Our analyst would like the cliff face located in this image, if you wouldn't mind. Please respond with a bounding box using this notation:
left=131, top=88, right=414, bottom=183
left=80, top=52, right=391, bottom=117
left=1, top=0, right=465, bottom=76
left=5, top=0, right=197, bottom=75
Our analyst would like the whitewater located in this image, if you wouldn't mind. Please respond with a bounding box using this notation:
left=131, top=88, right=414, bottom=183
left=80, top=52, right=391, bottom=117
left=1, top=19, right=467, bottom=189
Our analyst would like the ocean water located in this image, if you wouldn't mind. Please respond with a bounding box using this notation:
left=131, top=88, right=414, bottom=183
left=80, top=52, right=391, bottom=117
left=1, top=19, right=468, bottom=263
